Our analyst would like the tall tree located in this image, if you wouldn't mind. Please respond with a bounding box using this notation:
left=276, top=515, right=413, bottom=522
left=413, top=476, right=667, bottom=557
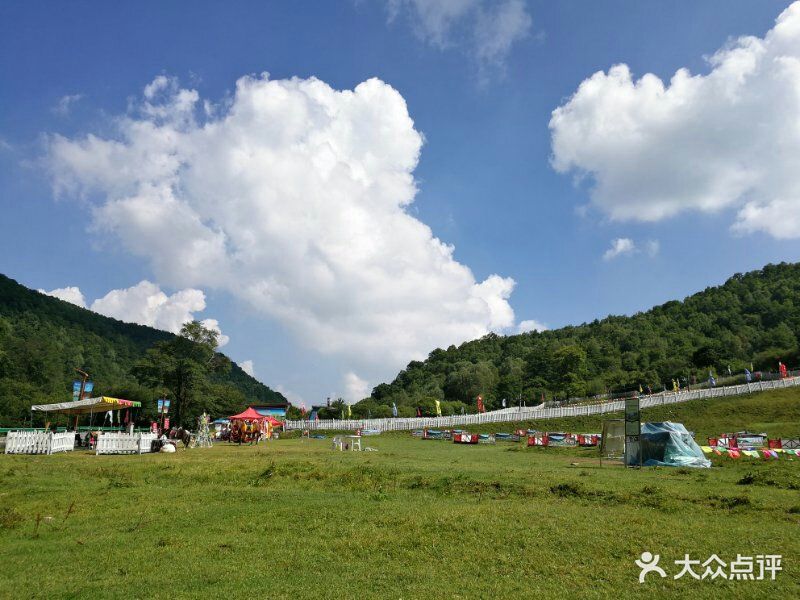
left=132, top=321, right=230, bottom=425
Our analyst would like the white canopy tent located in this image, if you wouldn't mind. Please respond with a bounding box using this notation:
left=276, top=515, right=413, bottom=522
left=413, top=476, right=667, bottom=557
left=31, top=396, right=141, bottom=415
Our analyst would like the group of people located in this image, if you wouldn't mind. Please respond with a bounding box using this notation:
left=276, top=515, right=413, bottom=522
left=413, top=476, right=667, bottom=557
left=220, top=420, right=267, bottom=445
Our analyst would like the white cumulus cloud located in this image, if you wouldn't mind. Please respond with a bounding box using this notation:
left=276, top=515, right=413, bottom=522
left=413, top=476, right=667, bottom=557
left=47, top=74, right=517, bottom=377
left=601, top=238, right=660, bottom=261
left=39, top=286, right=87, bottom=308
left=603, top=238, right=636, bottom=261
left=517, top=319, right=546, bottom=333
left=91, top=280, right=206, bottom=333
left=40, top=280, right=229, bottom=345
left=550, top=1, right=800, bottom=238
left=239, top=360, right=255, bottom=377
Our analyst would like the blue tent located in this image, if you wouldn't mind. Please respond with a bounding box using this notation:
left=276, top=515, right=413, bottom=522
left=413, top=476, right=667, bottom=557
left=627, top=422, right=711, bottom=468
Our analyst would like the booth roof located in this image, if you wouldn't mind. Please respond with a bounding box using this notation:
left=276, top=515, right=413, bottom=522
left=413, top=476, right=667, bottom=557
left=229, top=407, right=269, bottom=420
left=228, top=407, right=284, bottom=424
left=31, top=396, right=141, bottom=415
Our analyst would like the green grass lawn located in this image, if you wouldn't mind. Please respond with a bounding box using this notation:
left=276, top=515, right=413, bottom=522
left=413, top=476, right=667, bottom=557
left=1, top=390, right=799, bottom=599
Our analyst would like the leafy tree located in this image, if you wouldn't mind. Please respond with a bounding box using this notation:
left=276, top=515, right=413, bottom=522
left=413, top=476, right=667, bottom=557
left=132, top=321, right=231, bottom=425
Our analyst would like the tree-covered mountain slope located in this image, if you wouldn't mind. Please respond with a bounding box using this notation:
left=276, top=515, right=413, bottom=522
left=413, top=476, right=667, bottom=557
left=359, top=263, right=800, bottom=418
left=0, top=273, right=285, bottom=424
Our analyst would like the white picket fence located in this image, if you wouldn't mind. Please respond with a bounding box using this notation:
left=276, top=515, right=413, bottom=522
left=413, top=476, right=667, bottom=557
left=96, top=432, right=158, bottom=455
left=286, top=377, right=800, bottom=432
left=4, top=431, right=75, bottom=455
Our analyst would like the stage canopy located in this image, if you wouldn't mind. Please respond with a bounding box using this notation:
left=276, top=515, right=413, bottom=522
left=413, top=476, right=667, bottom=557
left=31, top=396, right=141, bottom=415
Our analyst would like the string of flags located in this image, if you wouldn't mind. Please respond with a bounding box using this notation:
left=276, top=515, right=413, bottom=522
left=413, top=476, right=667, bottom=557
left=700, top=446, right=800, bottom=459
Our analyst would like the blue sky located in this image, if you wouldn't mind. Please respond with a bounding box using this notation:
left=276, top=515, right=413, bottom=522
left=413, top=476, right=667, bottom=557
left=2, top=1, right=799, bottom=406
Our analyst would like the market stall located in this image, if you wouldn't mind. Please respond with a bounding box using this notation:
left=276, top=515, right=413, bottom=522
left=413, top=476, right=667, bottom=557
left=228, top=407, right=283, bottom=443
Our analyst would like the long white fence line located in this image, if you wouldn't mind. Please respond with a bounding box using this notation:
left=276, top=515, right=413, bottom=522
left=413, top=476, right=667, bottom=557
left=285, top=377, right=800, bottom=432
left=4, top=431, right=75, bottom=455
left=96, top=432, right=158, bottom=455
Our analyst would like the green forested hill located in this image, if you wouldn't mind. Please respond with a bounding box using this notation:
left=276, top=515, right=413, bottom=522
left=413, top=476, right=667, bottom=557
left=0, top=274, right=285, bottom=425
left=359, top=263, right=800, bottom=418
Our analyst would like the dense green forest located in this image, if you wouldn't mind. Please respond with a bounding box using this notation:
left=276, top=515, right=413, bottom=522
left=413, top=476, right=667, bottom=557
left=353, top=263, right=800, bottom=418
left=0, top=274, right=285, bottom=426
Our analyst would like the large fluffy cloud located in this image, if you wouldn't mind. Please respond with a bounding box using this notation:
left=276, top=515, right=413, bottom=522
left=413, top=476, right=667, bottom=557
left=47, top=74, right=516, bottom=374
left=550, top=1, right=800, bottom=238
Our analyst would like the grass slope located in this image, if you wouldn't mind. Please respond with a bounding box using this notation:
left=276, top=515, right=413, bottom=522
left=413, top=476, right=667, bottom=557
left=1, top=389, right=798, bottom=598
left=465, top=387, right=800, bottom=440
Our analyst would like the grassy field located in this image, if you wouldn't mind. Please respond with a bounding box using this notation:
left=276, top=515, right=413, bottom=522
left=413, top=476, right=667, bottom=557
left=1, top=390, right=799, bottom=599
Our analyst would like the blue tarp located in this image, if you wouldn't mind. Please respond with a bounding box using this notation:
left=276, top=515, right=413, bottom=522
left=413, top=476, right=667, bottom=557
left=628, top=422, right=711, bottom=468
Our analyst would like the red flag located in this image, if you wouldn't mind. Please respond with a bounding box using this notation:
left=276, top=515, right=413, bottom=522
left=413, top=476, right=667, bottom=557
left=476, top=395, right=485, bottom=413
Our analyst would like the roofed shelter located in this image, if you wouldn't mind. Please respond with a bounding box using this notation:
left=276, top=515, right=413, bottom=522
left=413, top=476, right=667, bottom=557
left=31, top=396, right=141, bottom=431
left=31, top=396, right=141, bottom=415
left=229, top=407, right=269, bottom=421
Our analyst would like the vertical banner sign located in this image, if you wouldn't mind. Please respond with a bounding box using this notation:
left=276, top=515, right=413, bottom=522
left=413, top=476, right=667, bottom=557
left=83, top=382, right=93, bottom=398
left=624, top=396, right=641, bottom=467
left=72, top=381, right=81, bottom=401
left=157, top=399, right=170, bottom=414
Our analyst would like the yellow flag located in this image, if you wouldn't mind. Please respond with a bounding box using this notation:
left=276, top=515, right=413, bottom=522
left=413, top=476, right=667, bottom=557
left=639, top=384, right=643, bottom=394
left=347, top=404, right=352, bottom=418
left=435, top=399, right=442, bottom=417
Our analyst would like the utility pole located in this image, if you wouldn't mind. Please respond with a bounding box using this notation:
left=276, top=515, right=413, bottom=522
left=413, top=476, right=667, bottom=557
left=74, top=368, right=89, bottom=431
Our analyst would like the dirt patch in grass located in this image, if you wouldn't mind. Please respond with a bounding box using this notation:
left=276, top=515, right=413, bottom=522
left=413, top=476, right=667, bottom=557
left=705, top=494, right=752, bottom=510
left=736, top=470, right=800, bottom=490
left=0, top=507, right=23, bottom=530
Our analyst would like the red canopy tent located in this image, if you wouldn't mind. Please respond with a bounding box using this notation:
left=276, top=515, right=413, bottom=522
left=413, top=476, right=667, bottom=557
left=229, top=407, right=268, bottom=420
left=228, top=407, right=284, bottom=427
